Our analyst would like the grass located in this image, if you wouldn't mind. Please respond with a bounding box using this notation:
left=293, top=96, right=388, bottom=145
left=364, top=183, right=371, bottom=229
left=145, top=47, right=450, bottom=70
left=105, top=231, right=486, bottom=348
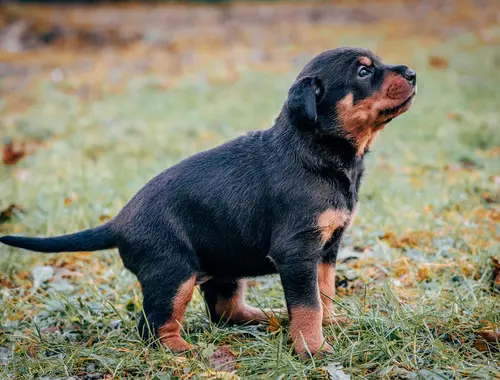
left=1, top=11, right=500, bottom=379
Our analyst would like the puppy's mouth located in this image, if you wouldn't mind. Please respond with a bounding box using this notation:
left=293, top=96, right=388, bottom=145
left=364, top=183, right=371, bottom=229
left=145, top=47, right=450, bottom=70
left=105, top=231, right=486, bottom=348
left=378, top=90, right=415, bottom=124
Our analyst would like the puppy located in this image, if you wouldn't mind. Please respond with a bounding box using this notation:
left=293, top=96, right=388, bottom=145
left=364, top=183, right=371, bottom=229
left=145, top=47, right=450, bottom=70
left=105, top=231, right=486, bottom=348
left=1, top=47, right=416, bottom=359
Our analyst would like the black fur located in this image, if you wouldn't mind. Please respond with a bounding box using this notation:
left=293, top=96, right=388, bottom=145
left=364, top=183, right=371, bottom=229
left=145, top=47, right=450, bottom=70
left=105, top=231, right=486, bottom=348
left=0, top=47, right=416, bottom=355
left=0, top=223, right=114, bottom=253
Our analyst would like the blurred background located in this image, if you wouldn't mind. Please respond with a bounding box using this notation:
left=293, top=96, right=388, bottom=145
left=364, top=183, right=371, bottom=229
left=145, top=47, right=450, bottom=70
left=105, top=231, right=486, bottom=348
left=0, top=1, right=499, bottom=378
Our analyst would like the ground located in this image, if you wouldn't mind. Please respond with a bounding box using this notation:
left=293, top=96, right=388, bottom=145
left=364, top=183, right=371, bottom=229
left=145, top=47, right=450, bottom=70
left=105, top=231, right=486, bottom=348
left=0, top=2, right=499, bottom=379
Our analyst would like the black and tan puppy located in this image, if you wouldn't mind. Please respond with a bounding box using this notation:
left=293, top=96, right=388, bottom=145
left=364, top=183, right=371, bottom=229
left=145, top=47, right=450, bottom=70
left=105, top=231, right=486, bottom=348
left=1, top=47, right=416, bottom=359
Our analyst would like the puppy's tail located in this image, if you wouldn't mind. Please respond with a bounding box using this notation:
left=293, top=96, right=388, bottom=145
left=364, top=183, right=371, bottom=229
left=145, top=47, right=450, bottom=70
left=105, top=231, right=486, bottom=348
left=0, top=222, right=116, bottom=253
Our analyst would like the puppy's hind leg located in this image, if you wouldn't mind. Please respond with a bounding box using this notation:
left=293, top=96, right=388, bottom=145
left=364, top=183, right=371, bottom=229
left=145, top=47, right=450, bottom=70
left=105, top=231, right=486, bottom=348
left=201, top=279, right=271, bottom=324
left=137, top=261, right=196, bottom=352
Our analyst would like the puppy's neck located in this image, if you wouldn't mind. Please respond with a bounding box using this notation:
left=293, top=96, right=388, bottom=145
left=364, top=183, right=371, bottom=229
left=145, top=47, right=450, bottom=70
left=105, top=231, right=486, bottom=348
left=271, top=112, right=365, bottom=174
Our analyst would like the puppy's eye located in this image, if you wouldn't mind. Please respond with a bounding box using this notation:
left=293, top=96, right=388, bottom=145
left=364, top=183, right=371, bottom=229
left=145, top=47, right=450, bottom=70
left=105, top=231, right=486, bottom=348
left=358, top=66, right=372, bottom=78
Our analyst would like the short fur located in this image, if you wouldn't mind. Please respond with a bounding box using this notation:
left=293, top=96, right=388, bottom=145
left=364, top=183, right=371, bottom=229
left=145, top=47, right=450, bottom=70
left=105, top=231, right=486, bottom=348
left=0, top=47, right=416, bottom=358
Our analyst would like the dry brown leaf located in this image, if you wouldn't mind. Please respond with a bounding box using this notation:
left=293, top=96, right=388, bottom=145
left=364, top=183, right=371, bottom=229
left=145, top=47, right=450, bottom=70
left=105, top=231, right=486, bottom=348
left=416, top=265, right=430, bottom=282
left=428, top=56, right=449, bottom=69
left=2, top=140, right=26, bottom=165
left=381, top=230, right=434, bottom=250
left=26, top=343, right=38, bottom=359
left=64, top=192, right=78, bottom=206
left=210, top=345, right=237, bottom=372
left=0, top=204, right=24, bottom=224
left=473, top=339, right=488, bottom=352
left=481, top=192, right=499, bottom=204
left=99, top=214, right=112, bottom=222
left=268, top=313, right=282, bottom=333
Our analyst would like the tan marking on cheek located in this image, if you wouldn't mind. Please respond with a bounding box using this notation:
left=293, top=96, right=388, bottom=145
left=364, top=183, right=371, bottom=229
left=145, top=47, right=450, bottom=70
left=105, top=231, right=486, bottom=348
left=359, top=56, right=372, bottom=67
left=318, top=263, right=336, bottom=320
left=290, top=306, right=330, bottom=358
left=214, top=280, right=269, bottom=324
left=336, top=72, right=412, bottom=156
left=317, top=209, right=350, bottom=244
left=158, top=275, right=195, bottom=352
left=336, top=93, right=378, bottom=156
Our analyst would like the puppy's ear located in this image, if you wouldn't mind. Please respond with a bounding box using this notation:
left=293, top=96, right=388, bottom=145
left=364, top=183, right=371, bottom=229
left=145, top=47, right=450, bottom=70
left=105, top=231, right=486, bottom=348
left=286, top=77, right=324, bottom=124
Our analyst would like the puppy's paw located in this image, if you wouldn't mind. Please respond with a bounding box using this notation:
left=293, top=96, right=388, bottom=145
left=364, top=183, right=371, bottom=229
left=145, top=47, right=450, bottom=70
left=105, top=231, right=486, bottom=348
left=223, top=306, right=285, bottom=325
left=160, top=336, right=194, bottom=353
left=295, top=341, right=334, bottom=360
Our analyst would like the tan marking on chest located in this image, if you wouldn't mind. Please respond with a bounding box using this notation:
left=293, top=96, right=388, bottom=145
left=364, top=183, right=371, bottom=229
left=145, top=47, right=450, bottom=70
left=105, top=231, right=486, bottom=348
left=317, top=209, right=350, bottom=244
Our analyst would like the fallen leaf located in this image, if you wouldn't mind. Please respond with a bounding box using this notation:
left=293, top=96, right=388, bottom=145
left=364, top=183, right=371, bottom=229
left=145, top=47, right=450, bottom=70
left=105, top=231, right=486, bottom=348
left=474, top=338, right=488, bottom=352
left=210, top=345, right=237, bottom=372
left=444, top=163, right=462, bottom=172
left=48, top=278, right=74, bottom=292
left=481, top=192, right=499, bottom=204
left=417, top=265, right=430, bottom=282
left=380, top=230, right=433, bottom=250
left=417, top=369, right=451, bottom=380
left=198, top=371, right=240, bottom=380
left=322, top=362, right=351, bottom=380
left=0, top=204, right=24, bottom=224
left=32, top=266, right=55, bottom=289
left=99, top=214, right=112, bottom=222
left=0, top=346, right=12, bottom=365
left=447, top=112, right=462, bottom=121
left=26, top=343, right=38, bottom=359
left=41, top=326, right=61, bottom=334
left=458, top=157, right=480, bottom=170
left=53, top=267, right=84, bottom=278
left=12, top=168, right=30, bottom=182
left=268, top=314, right=281, bottom=333
left=428, top=56, right=449, bottom=69
left=64, top=192, right=78, bottom=206
left=0, top=20, right=30, bottom=53
left=2, top=139, right=26, bottom=165
left=423, top=204, right=433, bottom=214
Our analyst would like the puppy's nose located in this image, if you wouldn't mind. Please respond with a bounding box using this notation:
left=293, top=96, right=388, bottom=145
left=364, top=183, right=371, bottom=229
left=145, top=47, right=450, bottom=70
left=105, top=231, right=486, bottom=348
left=403, top=67, right=416, bottom=85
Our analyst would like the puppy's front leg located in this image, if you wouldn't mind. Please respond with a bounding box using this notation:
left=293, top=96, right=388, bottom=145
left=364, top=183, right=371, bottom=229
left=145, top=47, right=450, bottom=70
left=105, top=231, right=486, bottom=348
left=318, top=262, right=350, bottom=325
left=278, top=260, right=333, bottom=359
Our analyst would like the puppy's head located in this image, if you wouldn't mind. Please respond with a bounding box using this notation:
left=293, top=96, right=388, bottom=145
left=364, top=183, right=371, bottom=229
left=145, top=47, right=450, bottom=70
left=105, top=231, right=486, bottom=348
left=286, top=47, right=416, bottom=155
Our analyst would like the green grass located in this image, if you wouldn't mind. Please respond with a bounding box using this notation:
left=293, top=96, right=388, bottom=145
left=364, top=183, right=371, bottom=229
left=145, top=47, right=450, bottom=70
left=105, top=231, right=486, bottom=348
left=1, top=34, right=499, bottom=379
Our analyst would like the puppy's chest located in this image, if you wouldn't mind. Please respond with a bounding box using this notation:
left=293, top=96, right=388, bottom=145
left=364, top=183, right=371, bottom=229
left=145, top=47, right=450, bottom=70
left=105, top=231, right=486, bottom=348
left=325, top=165, right=362, bottom=209
left=316, top=166, right=362, bottom=245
